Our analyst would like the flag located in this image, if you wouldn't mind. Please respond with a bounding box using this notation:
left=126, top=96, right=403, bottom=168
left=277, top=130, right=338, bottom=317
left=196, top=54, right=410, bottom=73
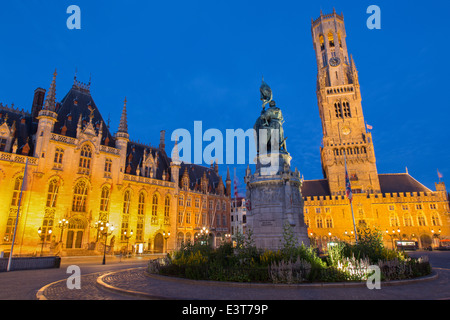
left=366, top=124, right=373, bottom=130
left=345, top=167, right=353, bottom=203
left=438, top=169, right=443, bottom=179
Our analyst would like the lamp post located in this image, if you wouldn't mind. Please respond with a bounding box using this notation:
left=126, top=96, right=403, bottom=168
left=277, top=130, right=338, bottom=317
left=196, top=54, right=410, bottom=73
left=57, top=218, right=69, bottom=246
left=123, top=230, right=133, bottom=257
left=38, top=227, right=52, bottom=257
left=100, top=222, right=114, bottom=265
left=163, top=231, right=170, bottom=253
left=200, top=227, right=209, bottom=246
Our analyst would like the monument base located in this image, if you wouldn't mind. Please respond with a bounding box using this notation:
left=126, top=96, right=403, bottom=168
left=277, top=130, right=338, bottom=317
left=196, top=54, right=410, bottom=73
left=245, top=152, right=310, bottom=251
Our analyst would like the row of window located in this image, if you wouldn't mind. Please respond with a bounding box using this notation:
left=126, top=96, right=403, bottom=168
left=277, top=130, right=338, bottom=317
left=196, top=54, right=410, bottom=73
left=178, top=195, right=227, bottom=211
left=334, top=101, right=351, bottom=118
left=177, top=211, right=228, bottom=227
left=318, top=32, right=343, bottom=51
left=306, top=203, right=439, bottom=214
left=54, top=146, right=113, bottom=175
left=305, top=212, right=442, bottom=229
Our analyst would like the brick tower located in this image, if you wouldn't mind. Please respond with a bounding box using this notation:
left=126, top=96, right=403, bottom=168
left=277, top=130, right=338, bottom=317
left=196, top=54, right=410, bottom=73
left=311, top=10, right=381, bottom=195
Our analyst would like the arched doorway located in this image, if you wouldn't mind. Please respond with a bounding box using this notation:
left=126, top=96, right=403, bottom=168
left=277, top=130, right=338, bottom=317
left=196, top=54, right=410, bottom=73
left=66, top=218, right=87, bottom=249
left=420, top=234, right=432, bottom=249
left=154, top=233, right=164, bottom=253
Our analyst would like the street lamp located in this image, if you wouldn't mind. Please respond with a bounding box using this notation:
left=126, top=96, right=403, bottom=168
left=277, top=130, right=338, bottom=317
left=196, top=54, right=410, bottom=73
left=199, top=227, right=209, bottom=246
left=57, top=218, right=69, bottom=246
left=163, top=231, right=170, bottom=253
left=38, top=227, right=52, bottom=257
left=100, top=222, right=114, bottom=265
left=123, top=230, right=133, bottom=257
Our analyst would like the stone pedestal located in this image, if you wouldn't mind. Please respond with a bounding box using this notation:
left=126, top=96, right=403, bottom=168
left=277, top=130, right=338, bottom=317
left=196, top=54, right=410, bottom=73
left=245, top=152, right=310, bottom=250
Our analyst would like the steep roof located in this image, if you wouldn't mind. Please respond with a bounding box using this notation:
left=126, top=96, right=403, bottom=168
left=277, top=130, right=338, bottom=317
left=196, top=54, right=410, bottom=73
left=0, top=105, right=35, bottom=156
left=180, top=162, right=223, bottom=193
left=378, top=173, right=432, bottom=194
left=301, top=179, right=331, bottom=197
left=54, top=81, right=115, bottom=147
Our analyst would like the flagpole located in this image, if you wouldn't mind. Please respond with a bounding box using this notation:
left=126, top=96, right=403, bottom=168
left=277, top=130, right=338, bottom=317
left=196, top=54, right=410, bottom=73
left=7, top=159, right=28, bottom=272
left=344, top=152, right=358, bottom=244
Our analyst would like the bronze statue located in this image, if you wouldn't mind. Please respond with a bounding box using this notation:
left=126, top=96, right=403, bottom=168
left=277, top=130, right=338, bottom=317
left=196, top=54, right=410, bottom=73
left=254, top=79, right=287, bottom=154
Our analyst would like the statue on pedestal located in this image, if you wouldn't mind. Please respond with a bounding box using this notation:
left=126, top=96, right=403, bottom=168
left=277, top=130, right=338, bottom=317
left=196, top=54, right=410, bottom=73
left=254, top=79, right=287, bottom=154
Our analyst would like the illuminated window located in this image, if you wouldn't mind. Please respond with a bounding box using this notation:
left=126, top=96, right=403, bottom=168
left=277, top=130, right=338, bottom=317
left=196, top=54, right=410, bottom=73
left=79, top=144, right=92, bottom=173
left=316, top=217, right=323, bottom=228
left=186, top=211, right=191, bottom=224
left=11, top=176, right=23, bottom=206
left=328, top=32, right=335, bottom=47
left=135, top=192, right=145, bottom=241
left=404, top=214, right=413, bottom=227
left=319, top=34, right=325, bottom=51
left=389, top=213, right=399, bottom=227
left=432, top=213, right=441, bottom=226
left=164, top=196, right=170, bottom=224
left=120, top=191, right=131, bottom=241
left=104, top=158, right=112, bottom=173
left=326, top=216, right=333, bottom=228
left=54, top=148, right=64, bottom=166
left=151, top=194, right=158, bottom=225
left=46, top=179, right=60, bottom=208
left=72, top=180, right=88, bottom=212
left=417, top=214, right=426, bottom=227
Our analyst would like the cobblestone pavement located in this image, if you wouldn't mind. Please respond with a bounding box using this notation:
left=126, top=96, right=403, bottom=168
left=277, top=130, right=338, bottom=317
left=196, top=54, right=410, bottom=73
left=97, top=267, right=449, bottom=300
left=35, top=251, right=450, bottom=300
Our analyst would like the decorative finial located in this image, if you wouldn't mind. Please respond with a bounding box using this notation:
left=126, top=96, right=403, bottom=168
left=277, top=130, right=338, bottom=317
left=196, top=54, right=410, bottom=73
left=118, top=97, right=128, bottom=133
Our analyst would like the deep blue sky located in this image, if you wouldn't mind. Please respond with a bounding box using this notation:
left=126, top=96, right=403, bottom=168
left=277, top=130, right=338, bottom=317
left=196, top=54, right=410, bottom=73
left=0, top=0, right=449, bottom=194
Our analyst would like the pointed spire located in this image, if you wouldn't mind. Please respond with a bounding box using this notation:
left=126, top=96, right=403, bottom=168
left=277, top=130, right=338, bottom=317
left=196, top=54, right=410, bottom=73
left=226, top=166, right=231, bottom=181
left=118, top=97, right=128, bottom=133
left=44, top=69, right=57, bottom=111
left=171, top=135, right=181, bottom=164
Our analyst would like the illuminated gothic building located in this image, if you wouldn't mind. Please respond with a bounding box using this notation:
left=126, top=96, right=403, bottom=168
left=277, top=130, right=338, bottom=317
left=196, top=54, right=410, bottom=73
left=0, top=72, right=231, bottom=256
left=302, top=10, right=450, bottom=250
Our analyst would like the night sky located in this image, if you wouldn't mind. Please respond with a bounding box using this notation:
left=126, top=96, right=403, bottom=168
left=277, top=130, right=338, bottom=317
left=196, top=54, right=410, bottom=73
left=0, top=0, right=448, bottom=195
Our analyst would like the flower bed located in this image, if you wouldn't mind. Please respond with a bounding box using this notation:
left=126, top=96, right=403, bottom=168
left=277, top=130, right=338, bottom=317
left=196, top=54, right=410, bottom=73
left=148, top=227, right=431, bottom=284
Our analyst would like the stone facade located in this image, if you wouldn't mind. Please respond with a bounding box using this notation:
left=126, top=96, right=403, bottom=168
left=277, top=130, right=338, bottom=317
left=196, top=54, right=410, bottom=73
left=303, top=11, right=450, bottom=250
left=0, top=73, right=231, bottom=257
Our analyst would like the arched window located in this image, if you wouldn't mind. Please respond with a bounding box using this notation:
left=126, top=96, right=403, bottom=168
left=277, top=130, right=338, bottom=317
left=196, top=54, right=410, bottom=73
left=136, top=192, right=145, bottom=242
left=104, top=158, right=112, bottom=173
left=343, top=101, right=351, bottom=117
left=46, top=179, right=60, bottom=208
left=417, top=214, right=426, bottom=227
left=79, top=144, right=92, bottom=173
left=72, top=180, right=88, bottom=212
left=431, top=213, right=441, bottom=226
left=316, top=217, right=323, bottom=228
left=164, top=196, right=170, bottom=225
left=319, top=34, right=325, bottom=51
left=338, top=33, right=342, bottom=47
left=334, top=102, right=343, bottom=118
left=389, top=213, right=399, bottom=227
left=404, top=214, right=413, bottom=227
left=100, top=186, right=110, bottom=212
left=11, top=176, right=23, bottom=206
left=120, top=190, right=131, bottom=241
left=326, top=216, right=333, bottom=228
left=54, top=148, right=64, bottom=168
left=328, top=32, right=335, bottom=47
left=151, top=194, right=158, bottom=225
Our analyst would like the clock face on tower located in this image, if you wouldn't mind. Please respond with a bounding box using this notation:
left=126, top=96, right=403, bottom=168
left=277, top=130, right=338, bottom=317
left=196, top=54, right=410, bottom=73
left=329, top=57, right=340, bottom=67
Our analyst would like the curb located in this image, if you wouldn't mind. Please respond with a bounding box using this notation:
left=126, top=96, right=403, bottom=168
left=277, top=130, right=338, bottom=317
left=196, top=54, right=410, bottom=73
left=96, top=267, right=177, bottom=300
left=145, top=270, right=438, bottom=289
left=94, top=267, right=439, bottom=300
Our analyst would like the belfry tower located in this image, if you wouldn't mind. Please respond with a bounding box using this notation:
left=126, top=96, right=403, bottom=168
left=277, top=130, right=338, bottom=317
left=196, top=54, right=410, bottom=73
left=311, top=10, right=380, bottom=195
